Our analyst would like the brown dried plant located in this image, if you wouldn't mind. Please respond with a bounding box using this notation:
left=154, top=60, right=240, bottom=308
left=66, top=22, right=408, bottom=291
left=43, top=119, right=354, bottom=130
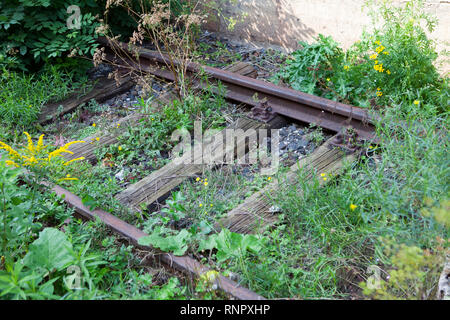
left=95, top=0, right=208, bottom=99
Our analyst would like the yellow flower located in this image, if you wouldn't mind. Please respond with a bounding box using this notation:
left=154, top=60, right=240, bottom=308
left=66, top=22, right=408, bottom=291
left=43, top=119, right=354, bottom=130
left=375, top=40, right=381, bottom=45
left=92, top=123, right=96, bottom=127
left=5, top=160, right=19, bottom=168
left=47, top=140, right=85, bottom=160
left=414, top=100, right=420, bottom=105
left=383, top=51, right=389, bottom=55
left=36, top=134, right=45, bottom=152
left=344, top=65, right=349, bottom=71
left=377, top=91, right=383, bottom=97
left=117, top=123, right=120, bottom=128
left=323, top=177, right=327, bottom=181
left=376, top=45, right=385, bottom=53
left=23, top=132, right=34, bottom=153
left=0, top=141, right=21, bottom=160
left=386, top=70, right=391, bottom=75
left=204, top=181, right=208, bottom=186
left=196, top=177, right=200, bottom=182
left=320, top=173, right=326, bottom=177
left=369, top=54, right=378, bottom=60
left=326, top=78, right=330, bottom=81
left=199, top=203, right=203, bottom=207
left=96, top=137, right=100, bottom=141
left=350, top=204, right=357, bottom=211
left=64, top=157, right=85, bottom=166
left=267, top=176, right=272, bottom=181
left=374, top=63, right=385, bottom=73
left=210, top=204, right=213, bottom=207
left=204, top=178, right=208, bottom=182
left=59, top=175, right=79, bottom=182
left=23, top=156, right=38, bottom=167
left=118, top=146, right=123, bottom=151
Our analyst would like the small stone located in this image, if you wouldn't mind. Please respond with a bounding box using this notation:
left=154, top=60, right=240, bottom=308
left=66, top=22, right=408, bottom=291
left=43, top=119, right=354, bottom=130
left=269, top=206, right=281, bottom=213
left=288, top=141, right=299, bottom=151
left=115, top=169, right=125, bottom=181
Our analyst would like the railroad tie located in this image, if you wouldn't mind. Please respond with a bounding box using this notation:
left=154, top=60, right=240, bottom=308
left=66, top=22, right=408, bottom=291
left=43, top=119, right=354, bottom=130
left=64, top=91, right=177, bottom=162
left=39, top=76, right=133, bottom=125
left=115, top=117, right=273, bottom=211
left=216, top=135, right=358, bottom=234
left=64, top=61, right=257, bottom=162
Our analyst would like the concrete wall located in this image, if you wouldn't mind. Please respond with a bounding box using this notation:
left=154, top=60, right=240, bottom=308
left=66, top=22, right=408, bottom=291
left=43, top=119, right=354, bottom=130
left=205, top=0, right=449, bottom=75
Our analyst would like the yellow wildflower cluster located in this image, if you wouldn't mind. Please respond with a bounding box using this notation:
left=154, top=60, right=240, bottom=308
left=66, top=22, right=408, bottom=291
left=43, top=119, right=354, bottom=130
left=0, top=132, right=85, bottom=180
left=371, top=41, right=390, bottom=74
left=196, top=176, right=208, bottom=186
left=376, top=45, right=385, bottom=54
left=376, top=87, right=383, bottom=97
left=374, top=63, right=385, bottom=73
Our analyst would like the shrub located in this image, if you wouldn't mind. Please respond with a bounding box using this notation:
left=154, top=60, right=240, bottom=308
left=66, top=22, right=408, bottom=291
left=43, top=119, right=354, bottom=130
left=0, top=0, right=101, bottom=70
left=273, top=0, right=449, bottom=113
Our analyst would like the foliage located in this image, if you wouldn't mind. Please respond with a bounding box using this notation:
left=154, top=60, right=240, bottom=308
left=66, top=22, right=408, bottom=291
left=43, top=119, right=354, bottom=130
left=222, top=101, right=449, bottom=298
left=139, top=190, right=265, bottom=261
left=23, top=228, right=74, bottom=273
left=0, top=65, right=89, bottom=128
left=422, top=199, right=450, bottom=229
left=273, top=0, right=449, bottom=113
left=0, top=163, right=38, bottom=263
left=0, top=132, right=86, bottom=185
left=205, top=229, right=264, bottom=263
left=0, top=0, right=101, bottom=70
left=360, top=237, right=448, bottom=300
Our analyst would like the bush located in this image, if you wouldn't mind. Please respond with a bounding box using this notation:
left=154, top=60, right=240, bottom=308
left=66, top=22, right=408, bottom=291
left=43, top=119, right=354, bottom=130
left=0, top=0, right=101, bottom=70
left=273, top=0, right=449, bottom=113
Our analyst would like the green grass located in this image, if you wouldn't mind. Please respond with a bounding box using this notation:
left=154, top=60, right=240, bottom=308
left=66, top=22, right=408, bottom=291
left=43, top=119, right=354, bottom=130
left=216, top=104, right=449, bottom=299
left=0, top=62, right=90, bottom=132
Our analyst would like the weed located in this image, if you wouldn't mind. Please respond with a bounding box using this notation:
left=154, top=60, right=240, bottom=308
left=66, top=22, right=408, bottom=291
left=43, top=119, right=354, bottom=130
left=0, top=65, right=89, bottom=128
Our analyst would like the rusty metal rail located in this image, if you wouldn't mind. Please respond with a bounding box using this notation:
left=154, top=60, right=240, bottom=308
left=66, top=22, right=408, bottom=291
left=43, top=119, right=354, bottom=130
left=99, top=37, right=376, bottom=141
left=50, top=184, right=265, bottom=300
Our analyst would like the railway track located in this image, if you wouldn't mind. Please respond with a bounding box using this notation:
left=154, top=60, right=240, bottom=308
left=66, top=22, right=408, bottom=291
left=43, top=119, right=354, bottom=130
left=34, top=44, right=377, bottom=299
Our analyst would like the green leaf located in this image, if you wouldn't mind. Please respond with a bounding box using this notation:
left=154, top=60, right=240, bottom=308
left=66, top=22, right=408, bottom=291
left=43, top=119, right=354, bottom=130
left=81, top=194, right=97, bottom=210
left=23, top=228, right=74, bottom=272
left=138, top=228, right=191, bottom=256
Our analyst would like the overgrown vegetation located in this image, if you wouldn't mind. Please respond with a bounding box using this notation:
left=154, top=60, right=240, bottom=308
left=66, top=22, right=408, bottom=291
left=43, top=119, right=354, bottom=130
left=0, top=61, right=90, bottom=129
left=273, top=0, right=449, bottom=113
left=0, top=0, right=448, bottom=301
left=0, top=0, right=100, bottom=70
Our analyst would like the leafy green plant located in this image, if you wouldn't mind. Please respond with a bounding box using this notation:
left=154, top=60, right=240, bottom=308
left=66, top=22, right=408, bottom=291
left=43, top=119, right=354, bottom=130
left=202, top=229, right=264, bottom=263
left=0, top=65, right=89, bottom=128
left=274, top=0, right=449, bottom=112
left=0, top=163, right=37, bottom=264
left=360, top=237, right=448, bottom=300
left=272, top=34, right=344, bottom=97
left=0, top=0, right=101, bottom=69
left=23, top=228, right=74, bottom=273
